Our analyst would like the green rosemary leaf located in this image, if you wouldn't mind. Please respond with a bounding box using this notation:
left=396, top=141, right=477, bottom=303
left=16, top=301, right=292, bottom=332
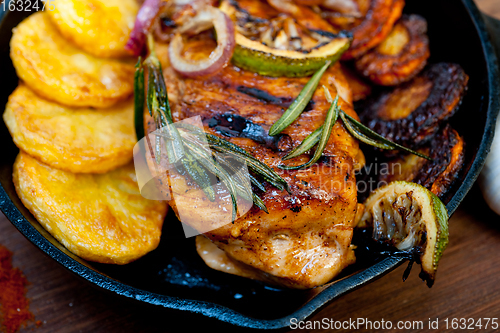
left=209, top=144, right=288, bottom=193
left=282, top=126, right=322, bottom=161
left=175, top=123, right=288, bottom=190
left=213, top=159, right=239, bottom=222
left=144, top=39, right=184, bottom=164
left=181, top=150, right=216, bottom=202
left=217, top=155, right=253, bottom=202
left=178, top=122, right=289, bottom=192
left=134, top=57, right=145, bottom=141
left=248, top=173, right=266, bottom=192
left=145, top=34, right=173, bottom=125
left=207, top=136, right=287, bottom=185
left=339, top=111, right=393, bottom=150
left=279, top=92, right=339, bottom=170
left=252, top=192, right=269, bottom=214
left=340, top=111, right=433, bottom=161
left=269, top=60, right=332, bottom=136
left=147, top=67, right=158, bottom=122
left=184, top=142, right=238, bottom=220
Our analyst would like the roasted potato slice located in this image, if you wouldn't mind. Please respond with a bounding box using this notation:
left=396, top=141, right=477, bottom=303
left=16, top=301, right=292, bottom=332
left=355, top=15, right=430, bottom=86
left=321, top=0, right=405, bottom=60
left=340, top=64, right=372, bottom=102
left=13, top=152, right=168, bottom=265
left=10, top=12, right=134, bottom=108
left=359, top=63, right=469, bottom=147
left=3, top=85, right=136, bottom=174
left=47, top=0, right=139, bottom=58
left=378, top=125, right=465, bottom=198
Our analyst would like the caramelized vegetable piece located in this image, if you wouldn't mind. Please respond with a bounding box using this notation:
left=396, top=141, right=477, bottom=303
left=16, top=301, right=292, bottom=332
left=10, top=12, right=134, bottom=108
left=321, top=0, right=405, bottom=60
left=355, top=14, right=430, bottom=86
left=13, top=152, right=168, bottom=265
left=379, top=125, right=465, bottom=198
left=340, top=64, right=372, bottom=101
left=359, top=63, right=469, bottom=147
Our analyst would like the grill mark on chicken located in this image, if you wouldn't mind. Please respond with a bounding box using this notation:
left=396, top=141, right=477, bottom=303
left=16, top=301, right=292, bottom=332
left=236, top=86, right=291, bottom=105
left=236, top=86, right=316, bottom=111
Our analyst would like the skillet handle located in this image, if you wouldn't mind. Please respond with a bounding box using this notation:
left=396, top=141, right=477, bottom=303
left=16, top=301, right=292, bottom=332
left=482, top=13, right=500, bottom=56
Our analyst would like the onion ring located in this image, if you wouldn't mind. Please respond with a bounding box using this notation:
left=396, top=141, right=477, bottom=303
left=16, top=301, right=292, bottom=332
left=126, top=0, right=162, bottom=56
left=168, top=6, right=235, bottom=78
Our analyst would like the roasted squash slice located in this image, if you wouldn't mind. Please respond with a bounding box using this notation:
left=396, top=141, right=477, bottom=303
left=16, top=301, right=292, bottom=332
left=359, top=63, right=469, bottom=147
left=355, top=15, right=430, bottom=86
left=378, top=125, right=465, bottom=198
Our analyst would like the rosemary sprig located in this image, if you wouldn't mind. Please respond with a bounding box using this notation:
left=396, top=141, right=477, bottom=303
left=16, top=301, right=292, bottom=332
left=143, top=35, right=220, bottom=201
left=134, top=35, right=298, bottom=215
left=323, top=89, right=432, bottom=161
left=282, top=126, right=322, bottom=161
left=268, top=60, right=331, bottom=136
left=279, top=87, right=339, bottom=170
left=252, top=192, right=269, bottom=214
left=134, top=57, right=145, bottom=141
left=248, top=173, right=266, bottom=192
left=339, top=111, right=432, bottom=161
left=276, top=79, right=432, bottom=170
left=183, top=141, right=238, bottom=220
left=176, top=123, right=291, bottom=193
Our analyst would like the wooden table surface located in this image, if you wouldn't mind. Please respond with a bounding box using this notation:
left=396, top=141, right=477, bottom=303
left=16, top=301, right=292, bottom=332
left=2, top=1, right=500, bottom=332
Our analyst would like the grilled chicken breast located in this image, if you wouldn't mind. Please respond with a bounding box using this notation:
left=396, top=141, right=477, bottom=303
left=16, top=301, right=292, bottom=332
left=146, top=35, right=364, bottom=289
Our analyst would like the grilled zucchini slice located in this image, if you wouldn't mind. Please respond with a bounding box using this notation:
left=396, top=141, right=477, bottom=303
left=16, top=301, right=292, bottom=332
left=220, top=0, right=351, bottom=77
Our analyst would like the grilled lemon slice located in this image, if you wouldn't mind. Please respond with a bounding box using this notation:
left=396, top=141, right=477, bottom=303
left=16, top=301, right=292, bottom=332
left=359, top=181, right=449, bottom=286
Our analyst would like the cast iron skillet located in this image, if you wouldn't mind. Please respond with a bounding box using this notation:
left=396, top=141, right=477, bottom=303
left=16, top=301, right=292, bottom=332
left=0, top=0, right=499, bottom=330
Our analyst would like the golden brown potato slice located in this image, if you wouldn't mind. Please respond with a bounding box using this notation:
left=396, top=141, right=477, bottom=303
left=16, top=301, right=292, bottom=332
left=355, top=15, right=430, bottom=86
left=13, top=152, right=168, bottom=265
left=10, top=12, right=134, bottom=108
left=3, top=85, right=136, bottom=173
left=378, top=125, right=465, bottom=198
left=359, top=63, right=469, bottom=148
left=47, top=0, right=138, bottom=58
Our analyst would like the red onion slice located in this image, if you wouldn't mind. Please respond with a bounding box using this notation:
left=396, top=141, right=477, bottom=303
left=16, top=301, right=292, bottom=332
left=126, top=0, right=162, bottom=56
left=168, top=7, right=235, bottom=78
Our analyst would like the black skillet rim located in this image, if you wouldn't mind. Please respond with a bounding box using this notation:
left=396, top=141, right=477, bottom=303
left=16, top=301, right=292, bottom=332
left=0, top=0, right=498, bottom=329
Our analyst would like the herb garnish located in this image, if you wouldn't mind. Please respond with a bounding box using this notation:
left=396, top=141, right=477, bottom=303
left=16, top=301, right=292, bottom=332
left=134, top=35, right=291, bottom=217
left=273, top=62, right=432, bottom=170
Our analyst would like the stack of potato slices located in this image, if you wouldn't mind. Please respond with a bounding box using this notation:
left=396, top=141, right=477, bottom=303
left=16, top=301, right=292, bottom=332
left=4, top=1, right=168, bottom=265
